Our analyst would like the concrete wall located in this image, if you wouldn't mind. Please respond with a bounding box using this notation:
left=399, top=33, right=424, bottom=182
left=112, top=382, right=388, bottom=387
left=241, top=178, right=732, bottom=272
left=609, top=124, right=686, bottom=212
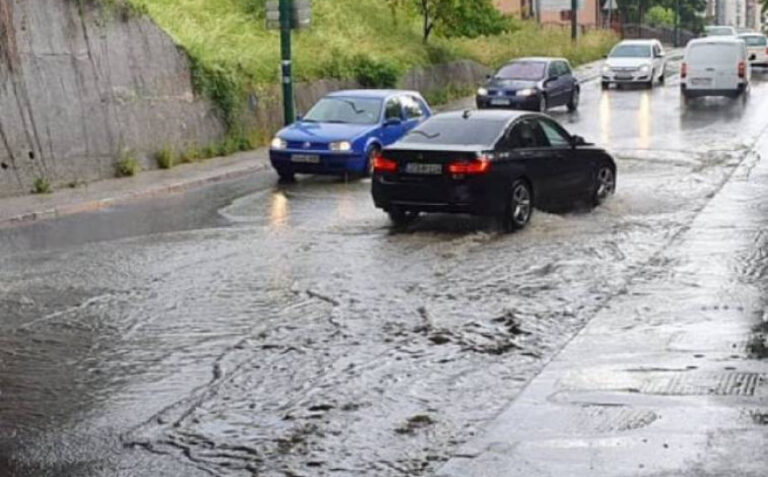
left=0, top=0, right=225, bottom=198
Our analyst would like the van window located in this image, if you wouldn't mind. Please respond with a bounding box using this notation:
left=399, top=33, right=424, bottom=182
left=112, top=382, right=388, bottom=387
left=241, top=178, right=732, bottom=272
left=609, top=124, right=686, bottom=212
left=687, top=44, right=741, bottom=65
left=742, top=36, right=767, bottom=47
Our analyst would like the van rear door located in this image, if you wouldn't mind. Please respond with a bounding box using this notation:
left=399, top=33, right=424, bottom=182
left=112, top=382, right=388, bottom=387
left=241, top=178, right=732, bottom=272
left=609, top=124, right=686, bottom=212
left=686, top=43, right=741, bottom=90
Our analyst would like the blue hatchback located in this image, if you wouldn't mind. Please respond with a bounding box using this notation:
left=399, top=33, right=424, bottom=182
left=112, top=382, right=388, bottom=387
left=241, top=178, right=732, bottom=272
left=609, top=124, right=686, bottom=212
left=269, top=90, right=432, bottom=181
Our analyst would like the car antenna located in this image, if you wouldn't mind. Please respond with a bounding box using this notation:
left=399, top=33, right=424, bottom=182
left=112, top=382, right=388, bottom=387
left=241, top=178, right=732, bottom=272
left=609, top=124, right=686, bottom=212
left=462, top=109, right=472, bottom=119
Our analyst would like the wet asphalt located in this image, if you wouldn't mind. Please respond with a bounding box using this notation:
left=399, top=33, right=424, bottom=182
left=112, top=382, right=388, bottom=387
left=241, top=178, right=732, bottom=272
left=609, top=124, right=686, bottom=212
left=1, top=67, right=768, bottom=477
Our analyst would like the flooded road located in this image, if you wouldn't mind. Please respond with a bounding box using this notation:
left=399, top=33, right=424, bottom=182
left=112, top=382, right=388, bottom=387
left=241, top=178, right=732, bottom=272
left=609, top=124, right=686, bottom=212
left=2, top=70, right=768, bottom=476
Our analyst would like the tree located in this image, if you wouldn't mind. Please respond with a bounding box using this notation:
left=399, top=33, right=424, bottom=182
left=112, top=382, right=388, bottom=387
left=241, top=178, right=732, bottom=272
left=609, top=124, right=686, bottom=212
left=386, top=0, right=509, bottom=43
left=645, top=5, right=674, bottom=27
left=616, top=0, right=707, bottom=32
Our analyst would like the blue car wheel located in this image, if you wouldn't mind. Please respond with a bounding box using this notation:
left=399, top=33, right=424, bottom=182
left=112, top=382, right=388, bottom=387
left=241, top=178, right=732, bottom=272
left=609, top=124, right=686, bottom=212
left=364, top=145, right=380, bottom=178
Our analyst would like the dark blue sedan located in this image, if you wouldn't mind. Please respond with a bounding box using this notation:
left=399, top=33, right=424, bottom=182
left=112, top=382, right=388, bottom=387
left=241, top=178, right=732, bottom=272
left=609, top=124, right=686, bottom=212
left=476, top=57, right=580, bottom=113
left=269, top=90, right=432, bottom=182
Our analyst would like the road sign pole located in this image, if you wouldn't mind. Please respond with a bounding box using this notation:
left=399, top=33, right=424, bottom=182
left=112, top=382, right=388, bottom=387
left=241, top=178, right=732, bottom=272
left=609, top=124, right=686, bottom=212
left=279, top=0, right=295, bottom=125
left=571, top=0, right=578, bottom=41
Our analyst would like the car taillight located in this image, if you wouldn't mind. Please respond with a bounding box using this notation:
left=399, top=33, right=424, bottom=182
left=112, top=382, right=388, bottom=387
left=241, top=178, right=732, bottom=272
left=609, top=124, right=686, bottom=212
left=681, top=62, right=687, bottom=79
left=738, top=61, right=746, bottom=78
left=373, top=154, right=398, bottom=173
left=448, top=158, right=491, bottom=175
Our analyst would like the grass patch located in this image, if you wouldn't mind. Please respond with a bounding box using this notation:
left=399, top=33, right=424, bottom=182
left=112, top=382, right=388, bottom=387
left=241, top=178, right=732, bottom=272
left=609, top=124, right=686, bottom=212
left=115, top=150, right=140, bottom=177
left=33, top=177, right=51, bottom=194
left=130, top=0, right=615, bottom=88
left=424, top=84, right=477, bottom=106
left=155, top=145, right=175, bottom=169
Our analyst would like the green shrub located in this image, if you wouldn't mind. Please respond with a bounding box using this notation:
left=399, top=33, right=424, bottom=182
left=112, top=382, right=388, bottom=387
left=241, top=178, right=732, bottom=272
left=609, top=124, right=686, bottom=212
left=188, top=55, right=242, bottom=130
left=179, top=145, right=202, bottom=163
left=33, top=177, right=51, bottom=194
left=350, top=54, right=400, bottom=88
left=155, top=145, right=175, bottom=169
left=115, top=150, right=139, bottom=177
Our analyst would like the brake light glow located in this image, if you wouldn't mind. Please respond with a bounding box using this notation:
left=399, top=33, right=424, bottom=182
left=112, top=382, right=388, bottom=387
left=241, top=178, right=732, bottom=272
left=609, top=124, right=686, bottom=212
left=448, top=158, right=491, bottom=175
left=373, top=154, right=398, bottom=173
left=681, top=62, right=687, bottom=79
left=738, top=61, right=746, bottom=78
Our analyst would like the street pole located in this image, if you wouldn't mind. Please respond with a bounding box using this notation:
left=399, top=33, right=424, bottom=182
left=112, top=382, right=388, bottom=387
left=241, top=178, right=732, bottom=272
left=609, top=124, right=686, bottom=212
left=674, top=0, right=680, bottom=47
left=571, top=0, right=578, bottom=41
left=279, top=0, right=295, bottom=125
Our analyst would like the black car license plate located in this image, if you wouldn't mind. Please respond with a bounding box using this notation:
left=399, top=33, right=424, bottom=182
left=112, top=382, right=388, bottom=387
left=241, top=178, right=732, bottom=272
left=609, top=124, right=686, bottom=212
left=405, top=163, right=442, bottom=175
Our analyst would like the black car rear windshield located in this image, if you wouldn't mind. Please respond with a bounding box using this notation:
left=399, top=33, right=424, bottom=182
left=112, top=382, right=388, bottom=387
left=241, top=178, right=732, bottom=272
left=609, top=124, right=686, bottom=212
left=610, top=44, right=652, bottom=58
left=742, top=35, right=767, bottom=46
left=494, top=61, right=546, bottom=80
left=400, top=117, right=505, bottom=146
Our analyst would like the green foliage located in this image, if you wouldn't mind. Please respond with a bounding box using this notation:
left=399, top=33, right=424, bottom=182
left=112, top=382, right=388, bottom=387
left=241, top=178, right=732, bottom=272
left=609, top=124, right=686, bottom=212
left=350, top=54, right=400, bottom=88
left=423, top=84, right=476, bottom=105
left=155, top=145, right=175, bottom=169
left=616, top=0, right=706, bottom=32
left=115, top=150, right=139, bottom=177
left=33, top=177, right=51, bottom=194
left=438, top=0, right=514, bottom=39
left=188, top=54, right=241, bottom=130
left=645, top=6, right=674, bottom=27
left=179, top=145, right=202, bottom=163
left=318, top=52, right=401, bottom=87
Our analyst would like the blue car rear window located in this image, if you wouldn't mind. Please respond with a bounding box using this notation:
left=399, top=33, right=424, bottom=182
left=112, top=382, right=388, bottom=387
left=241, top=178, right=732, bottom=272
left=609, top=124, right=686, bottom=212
left=303, top=97, right=383, bottom=125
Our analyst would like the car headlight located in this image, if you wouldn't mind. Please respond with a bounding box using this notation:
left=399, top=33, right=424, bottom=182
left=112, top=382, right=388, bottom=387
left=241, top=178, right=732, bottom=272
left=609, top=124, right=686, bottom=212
left=271, top=137, right=287, bottom=149
left=329, top=141, right=352, bottom=152
left=638, top=64, right=650, bottom=74
left=477, top=87, right=488, bottom=96
left=516, top=88, right=537, bottom=97
left=602, top=64, right=612, bottom=74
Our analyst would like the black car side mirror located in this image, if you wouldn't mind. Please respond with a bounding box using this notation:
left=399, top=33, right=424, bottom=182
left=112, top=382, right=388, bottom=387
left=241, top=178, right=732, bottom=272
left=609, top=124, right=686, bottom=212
left=570, top=135, right=586, bottom=148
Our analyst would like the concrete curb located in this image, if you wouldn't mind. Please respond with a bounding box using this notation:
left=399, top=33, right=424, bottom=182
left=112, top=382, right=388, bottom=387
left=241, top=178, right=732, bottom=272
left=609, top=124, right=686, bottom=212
left=0, top=155, right=271, bottom=228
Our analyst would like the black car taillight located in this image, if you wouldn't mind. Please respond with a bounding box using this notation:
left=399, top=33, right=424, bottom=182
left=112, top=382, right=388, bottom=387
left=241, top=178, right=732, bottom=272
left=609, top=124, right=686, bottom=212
left=373, top=154, right=398, bottom=173
left=448, top=158, right=491, bottom=176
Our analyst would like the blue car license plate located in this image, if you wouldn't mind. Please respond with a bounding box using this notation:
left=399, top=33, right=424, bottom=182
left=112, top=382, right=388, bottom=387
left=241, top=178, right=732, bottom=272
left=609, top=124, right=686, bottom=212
left=405, top=163, right=442, bottom=175
left=291, top=154, right=320, bottom=164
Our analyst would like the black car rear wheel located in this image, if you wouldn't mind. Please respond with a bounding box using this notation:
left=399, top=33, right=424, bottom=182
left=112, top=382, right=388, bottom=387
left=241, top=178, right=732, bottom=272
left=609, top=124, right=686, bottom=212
left=593, top=165, right=616, bottom=206
left=501, top=180, right=532, bottom=232
left=388, top=207, right=419, bottom=228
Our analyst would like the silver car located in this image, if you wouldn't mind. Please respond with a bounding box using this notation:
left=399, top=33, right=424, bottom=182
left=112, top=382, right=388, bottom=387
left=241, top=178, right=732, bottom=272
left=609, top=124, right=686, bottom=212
left=601, top=39, right=667, bottom=89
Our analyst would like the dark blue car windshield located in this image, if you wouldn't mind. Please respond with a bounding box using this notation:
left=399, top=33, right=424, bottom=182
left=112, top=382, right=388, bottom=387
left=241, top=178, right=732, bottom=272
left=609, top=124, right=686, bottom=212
left=303, top=97, right=382, bottom=125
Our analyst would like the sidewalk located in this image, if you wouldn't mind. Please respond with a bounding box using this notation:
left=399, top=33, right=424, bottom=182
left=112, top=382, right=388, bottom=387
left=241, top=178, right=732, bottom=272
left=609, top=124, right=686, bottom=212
left=0, top=149, right=270, bottom=227
left=437, top=135, right=768, bottom=475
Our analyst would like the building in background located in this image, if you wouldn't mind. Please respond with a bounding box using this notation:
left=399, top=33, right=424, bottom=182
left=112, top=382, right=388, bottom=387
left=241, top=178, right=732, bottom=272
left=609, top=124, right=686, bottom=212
left=745, top=0, right=763, bottom=30
left=714, top=0, right=747, bottom=27
left=495, top=0, right=601, bottom=28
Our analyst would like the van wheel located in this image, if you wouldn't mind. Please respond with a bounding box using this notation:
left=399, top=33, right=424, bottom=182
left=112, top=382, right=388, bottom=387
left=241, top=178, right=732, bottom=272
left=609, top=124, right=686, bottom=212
left=601, top=81, right=610, bottom=90
left=659, top=68, right=665, bottom=84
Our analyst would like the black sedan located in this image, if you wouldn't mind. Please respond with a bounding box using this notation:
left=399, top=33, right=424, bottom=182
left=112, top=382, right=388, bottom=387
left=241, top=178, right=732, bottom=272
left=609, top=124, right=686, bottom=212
left=371, top=110, right=616, bottom=231
left=476, top=57, right=580, bottom=112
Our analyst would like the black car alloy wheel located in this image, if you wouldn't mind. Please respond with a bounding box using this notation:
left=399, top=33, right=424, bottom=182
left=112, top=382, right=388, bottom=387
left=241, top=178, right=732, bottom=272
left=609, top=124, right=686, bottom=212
left=502, top=180, right=532, bottom=232
left=538, top=95, right=547, bottom=112
left=593, top=166, right=616, bottom=205
left=568, top=88, right=580, bottom=112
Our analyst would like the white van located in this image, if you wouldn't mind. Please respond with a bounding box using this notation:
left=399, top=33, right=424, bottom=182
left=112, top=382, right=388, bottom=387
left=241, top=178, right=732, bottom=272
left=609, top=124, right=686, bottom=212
left=739, top=33, right=768, bottom=66
left=681, top=38, right=751, bottom=101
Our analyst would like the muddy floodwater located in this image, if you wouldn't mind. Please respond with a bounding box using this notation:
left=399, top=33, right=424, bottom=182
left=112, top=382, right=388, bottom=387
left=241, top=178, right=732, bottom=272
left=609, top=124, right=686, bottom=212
left=2, top=70, right=768, bottom=476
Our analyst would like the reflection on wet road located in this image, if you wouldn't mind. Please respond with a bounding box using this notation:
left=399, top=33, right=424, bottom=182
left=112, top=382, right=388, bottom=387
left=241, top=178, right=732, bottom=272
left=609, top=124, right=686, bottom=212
left=2, top=71, right=768, bottom=476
